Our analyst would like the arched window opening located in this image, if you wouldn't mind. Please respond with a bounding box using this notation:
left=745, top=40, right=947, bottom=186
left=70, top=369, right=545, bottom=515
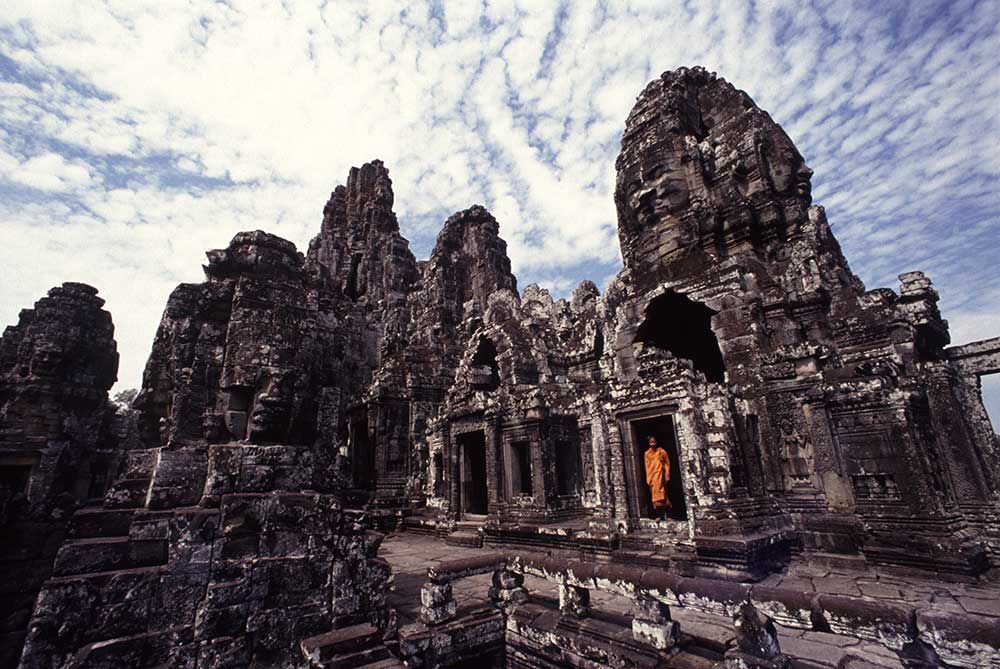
left=635, top=291, right=726, bottom=383
left=470, top=337, right=501, bottom=390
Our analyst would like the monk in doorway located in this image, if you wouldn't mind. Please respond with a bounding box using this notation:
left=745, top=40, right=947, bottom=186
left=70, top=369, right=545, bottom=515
left=644, top=436, right=671, bottom=519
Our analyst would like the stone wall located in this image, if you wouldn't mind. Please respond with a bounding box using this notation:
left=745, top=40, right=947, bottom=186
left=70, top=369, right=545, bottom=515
left=10, top=65, right=1000, bottom=667
left=0, top=283, right=120, bottom=666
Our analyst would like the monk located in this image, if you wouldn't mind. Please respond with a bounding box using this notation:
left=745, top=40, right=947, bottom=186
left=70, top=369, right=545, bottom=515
left=644, top=436, right=671, bottom=518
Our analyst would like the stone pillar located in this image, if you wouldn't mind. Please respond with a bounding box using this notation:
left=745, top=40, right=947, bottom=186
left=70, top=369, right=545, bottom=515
left=722, top=602, right=790, bottom=669
left=558, top=584, right=591, bottom=619
left=419, top=579, right=457, bottom=625
left=489, top=568, right=527, bottom=616
left=631, top=595, right=679, bottom=650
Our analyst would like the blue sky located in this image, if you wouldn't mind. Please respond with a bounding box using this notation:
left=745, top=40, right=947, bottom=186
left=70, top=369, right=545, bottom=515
left=1, top=0, right=998, bottom=424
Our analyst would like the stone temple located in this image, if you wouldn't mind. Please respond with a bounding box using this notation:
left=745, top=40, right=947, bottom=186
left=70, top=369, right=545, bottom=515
left=2, top=67, right=999, bottom=668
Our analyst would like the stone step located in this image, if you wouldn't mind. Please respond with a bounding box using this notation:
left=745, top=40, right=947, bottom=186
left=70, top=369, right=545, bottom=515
left=445, top=530, right=482, bottom=548
left=52, top=536, right=167, bottom=577
left=800, top=551, right=869, bottom=573
left=104, top=478, right=151, bottom=509
left=323, top=644, right=391, bottom=668
left=351, top=658, right=404, bottom=669
left=666, top=648, right=719, bottom=669
left=70, top=507, right=135, bottom=538
left=301, top=623, right=381, bottom=663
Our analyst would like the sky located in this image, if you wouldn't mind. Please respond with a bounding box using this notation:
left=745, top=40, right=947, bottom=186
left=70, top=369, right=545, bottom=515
left=0, top=0, right=998, bottom=426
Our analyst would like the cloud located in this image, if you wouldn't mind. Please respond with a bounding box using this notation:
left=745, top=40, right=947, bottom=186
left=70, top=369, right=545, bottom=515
left=0, top=0, right=997, bottom=428
left=6, top=151, right=95, bottom=191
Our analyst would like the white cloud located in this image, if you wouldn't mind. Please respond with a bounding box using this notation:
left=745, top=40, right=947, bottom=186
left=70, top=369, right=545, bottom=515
left=0, top=0, right=997, bottom=395
left=6, top=152, right=95, bottom=192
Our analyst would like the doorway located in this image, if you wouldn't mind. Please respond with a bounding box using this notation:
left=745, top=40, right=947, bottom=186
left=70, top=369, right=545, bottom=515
left=630, top=414, right=687, bottom=520
left=349, top=409, right=374, bottom=490
left=458, top=431, right=488, bottom=517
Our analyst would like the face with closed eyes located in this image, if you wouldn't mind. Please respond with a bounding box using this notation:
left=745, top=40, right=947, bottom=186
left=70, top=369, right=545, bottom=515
left=248, top=372, right=292, bottom=443
left=623, top=159, right=691, bottom=229
left=762, top=131, right=814, bottom=201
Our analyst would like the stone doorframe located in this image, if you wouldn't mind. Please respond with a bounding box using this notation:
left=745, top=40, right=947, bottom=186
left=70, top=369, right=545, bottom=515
left=616, top=403, right=690, bottom=532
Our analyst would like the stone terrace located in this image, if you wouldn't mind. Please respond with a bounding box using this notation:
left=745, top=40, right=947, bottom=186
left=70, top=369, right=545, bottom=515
left=381, top=532, right=1000, bottom=668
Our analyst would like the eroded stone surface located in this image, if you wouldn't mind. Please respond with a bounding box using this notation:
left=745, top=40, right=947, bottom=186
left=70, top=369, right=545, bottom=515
left=9, top=66, right=1000, bottom=668
left=0, top=283, right=120, bottom=667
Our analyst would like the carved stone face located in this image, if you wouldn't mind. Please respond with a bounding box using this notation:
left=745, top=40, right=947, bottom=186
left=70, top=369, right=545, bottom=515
left=624, top=160, right=691, bottom=229
left=248, top=372, right=292, bottom=442
left=29, top=342, right=62, bottom=378
left=762, top=132, right=813, bottom=201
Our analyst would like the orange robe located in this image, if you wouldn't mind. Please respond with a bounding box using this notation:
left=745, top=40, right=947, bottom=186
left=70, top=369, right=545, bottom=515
left=644, top=446, right=671, bottom=509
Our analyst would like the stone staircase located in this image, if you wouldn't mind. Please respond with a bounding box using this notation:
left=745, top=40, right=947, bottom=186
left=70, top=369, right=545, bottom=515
left=51, top=506, right=169, bottom=579
left=445, top=524, right=483, bottom=548
left=300, top=622, right=403, bottom=668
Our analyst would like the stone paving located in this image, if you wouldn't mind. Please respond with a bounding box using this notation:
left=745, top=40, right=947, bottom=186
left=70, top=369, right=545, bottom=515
left=380, top=532, right=1000, bottom=668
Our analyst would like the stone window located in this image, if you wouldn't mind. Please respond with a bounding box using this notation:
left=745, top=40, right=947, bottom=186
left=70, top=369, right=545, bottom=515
left=634, top=291, right=726, bottom=383
left=346, top=253, right=363, bottom=299
left=980, top=373, right=1000, bottom=437
left=471, top=337, right=501, bottom=391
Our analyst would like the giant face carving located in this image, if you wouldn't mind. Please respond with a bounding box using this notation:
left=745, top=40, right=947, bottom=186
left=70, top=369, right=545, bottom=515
left=29, top=341, right=63, bottom=378
left=622, top=157, right=691, bottom=229
left=761, top=131, right=813, bottom=202
left=247, top=371, right=293, bottom=443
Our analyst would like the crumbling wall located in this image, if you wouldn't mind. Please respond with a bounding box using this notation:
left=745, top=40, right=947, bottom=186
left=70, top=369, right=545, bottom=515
left=19, top=227, right=394, bottom=667
left=0, top=283, right=120, bottom=666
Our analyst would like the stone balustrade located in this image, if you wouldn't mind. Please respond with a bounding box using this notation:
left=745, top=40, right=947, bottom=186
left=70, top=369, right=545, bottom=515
left=415, top=552, right=1000, bottom=668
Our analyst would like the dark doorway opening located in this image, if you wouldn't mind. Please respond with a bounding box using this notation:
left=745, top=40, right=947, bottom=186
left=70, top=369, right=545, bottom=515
left=87, top=460, right=109, bottom=500
left=634, top=291, right=725, bottom=383
left=349, top=409, right=374, bottom=490
left=630, top=415, right=687, bottom=521
left=458, top=431, right=488, bottom=517
left=433, top=452, right=445, bottom=497
left=508, top=440, right=532, bottom=497
left=0, top=464, right=31, bottom=497
left=554, top=439, right=581, bottom=497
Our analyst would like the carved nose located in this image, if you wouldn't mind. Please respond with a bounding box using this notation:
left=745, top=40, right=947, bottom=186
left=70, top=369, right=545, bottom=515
left=799, top=165, right=814, bottom=178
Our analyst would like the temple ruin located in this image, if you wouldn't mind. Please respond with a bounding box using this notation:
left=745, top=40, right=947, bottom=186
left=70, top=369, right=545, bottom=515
left=2, top=67, right=999, bottom=668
